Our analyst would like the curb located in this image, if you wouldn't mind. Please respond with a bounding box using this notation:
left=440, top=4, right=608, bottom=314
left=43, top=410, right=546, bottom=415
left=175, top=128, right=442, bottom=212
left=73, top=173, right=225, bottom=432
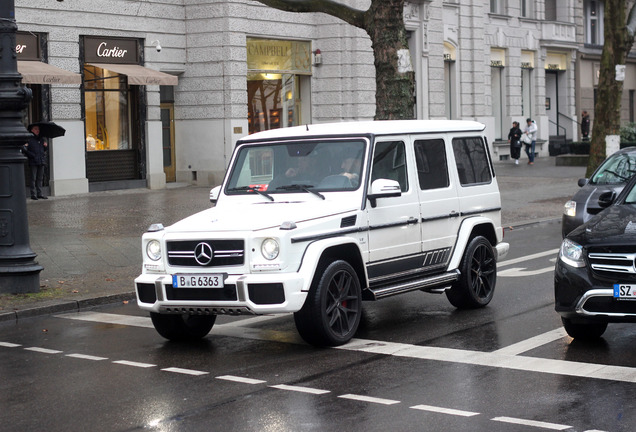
left=0, top=292, right=136, bottom=323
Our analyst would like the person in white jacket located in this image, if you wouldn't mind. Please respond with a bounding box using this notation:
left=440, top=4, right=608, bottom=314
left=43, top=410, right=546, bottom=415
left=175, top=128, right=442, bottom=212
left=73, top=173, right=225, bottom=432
left=523, top=118, right=537, bottom=165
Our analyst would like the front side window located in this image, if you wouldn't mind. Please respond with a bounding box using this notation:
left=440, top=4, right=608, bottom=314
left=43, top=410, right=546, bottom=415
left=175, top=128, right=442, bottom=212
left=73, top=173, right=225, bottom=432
left=452, top=137, right=493, bottom=186
left=226, top=139, right=366, bottom=193
left=84, top=65, right=130, bottom=151
left=414, top=139, right=449, bottom=190
left=371, top=141, right=409, bottom=192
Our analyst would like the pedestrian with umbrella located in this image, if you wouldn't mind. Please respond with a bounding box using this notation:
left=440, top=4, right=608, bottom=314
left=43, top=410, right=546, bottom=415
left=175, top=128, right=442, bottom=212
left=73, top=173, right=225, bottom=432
left=23, top=121, right=66, bottom=200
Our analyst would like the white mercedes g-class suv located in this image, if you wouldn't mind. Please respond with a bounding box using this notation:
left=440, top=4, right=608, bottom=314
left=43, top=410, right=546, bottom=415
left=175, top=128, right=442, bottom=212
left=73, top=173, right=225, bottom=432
left=135, top=120, right=509, bottom=346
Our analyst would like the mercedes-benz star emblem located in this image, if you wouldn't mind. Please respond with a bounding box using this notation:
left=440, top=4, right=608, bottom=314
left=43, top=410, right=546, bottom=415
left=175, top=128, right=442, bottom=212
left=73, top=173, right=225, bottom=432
left=194, top=242, right=214, bottom=266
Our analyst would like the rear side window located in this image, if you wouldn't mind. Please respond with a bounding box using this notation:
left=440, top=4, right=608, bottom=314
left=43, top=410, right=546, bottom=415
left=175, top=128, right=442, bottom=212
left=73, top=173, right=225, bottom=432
left=371, top=141, right=409, bottom=192
left=414, top=139, right=449, bottom=190
left=452, top=137, right=492, bottom=186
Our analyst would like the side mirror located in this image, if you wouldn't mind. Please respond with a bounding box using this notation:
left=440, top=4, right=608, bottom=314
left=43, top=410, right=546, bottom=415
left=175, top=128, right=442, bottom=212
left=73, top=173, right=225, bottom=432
left=577, top=178, right=588, bottom=187
left=367, top=179, right=401, bottom=208
left=210, top=185, right=221, bottom=204
left=598, top=190, right=616, bottom=208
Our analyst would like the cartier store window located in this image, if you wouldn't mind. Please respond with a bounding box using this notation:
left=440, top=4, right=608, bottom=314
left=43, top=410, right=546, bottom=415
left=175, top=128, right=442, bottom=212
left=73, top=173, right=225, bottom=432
left=84, top=64, right=130, bottom=151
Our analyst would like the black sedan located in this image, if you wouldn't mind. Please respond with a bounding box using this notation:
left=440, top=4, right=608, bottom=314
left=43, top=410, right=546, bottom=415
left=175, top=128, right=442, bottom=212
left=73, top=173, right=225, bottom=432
left=555, top=174, right=636, bottom=340
left=561, top=146, right=636, bottom=238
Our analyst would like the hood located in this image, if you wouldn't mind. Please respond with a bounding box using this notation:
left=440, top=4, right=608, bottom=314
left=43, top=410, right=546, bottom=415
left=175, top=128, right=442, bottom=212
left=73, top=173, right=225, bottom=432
left=568, top=204, right=636, bottom=246
left=166, top=199, right=356, bottom=233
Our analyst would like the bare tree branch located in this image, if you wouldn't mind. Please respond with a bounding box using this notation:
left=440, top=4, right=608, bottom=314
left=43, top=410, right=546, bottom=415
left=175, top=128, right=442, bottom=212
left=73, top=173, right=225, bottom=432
left=253, top=0, right=368, bottom=29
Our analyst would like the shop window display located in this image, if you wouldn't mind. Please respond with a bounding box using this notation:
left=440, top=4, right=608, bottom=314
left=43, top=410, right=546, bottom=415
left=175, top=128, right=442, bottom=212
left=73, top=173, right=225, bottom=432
left=83, top=64, right=130, bottom=151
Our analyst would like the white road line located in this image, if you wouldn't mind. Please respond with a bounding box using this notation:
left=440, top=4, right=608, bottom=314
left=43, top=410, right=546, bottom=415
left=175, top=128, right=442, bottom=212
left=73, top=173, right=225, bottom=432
left=216, top=375, right=267, bottom=385
left=410, top=404, right=480, bottom=417
left=113, top=360, right=155, bottom=368
left=0, top=342, right=21, bottom=348
left=162, top=367, right=208, bottom=376
left=493, top=328, right=568, bottom=356
left=491, top=416, right=571, bottom=430
left=338, top=338, right=636, bottom=383
left=24, top=347, right=63, bottom=354
left=58, top=311, right=636, bottom=383
left=66, top=353, right=108, bottom=361
left=270, top=384, right=330, bottom=395
left=498, top=266, right=555, bottom=277
left=57, top=312, right=154, bottom=328
left=339, top=394, right=400, bottom=405
left=498, top=249, right=559, bottom=267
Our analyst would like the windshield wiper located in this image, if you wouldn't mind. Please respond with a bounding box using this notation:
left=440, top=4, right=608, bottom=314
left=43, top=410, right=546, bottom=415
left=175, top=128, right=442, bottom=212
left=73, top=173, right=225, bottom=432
left=227, top=186, right=274, bottom=201
left=275, top=184, right=325, bottom=200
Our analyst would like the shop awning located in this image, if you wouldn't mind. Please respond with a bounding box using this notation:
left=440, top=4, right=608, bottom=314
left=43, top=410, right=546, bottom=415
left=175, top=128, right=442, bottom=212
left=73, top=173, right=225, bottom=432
left=18, top=61, right=82, bottom=85
left=88, top=63, right=178, bottom=86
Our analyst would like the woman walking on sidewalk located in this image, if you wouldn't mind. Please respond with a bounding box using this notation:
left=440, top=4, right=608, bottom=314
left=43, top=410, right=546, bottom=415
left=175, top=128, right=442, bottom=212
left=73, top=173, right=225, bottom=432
left=507, top=121, right=522, bottom=165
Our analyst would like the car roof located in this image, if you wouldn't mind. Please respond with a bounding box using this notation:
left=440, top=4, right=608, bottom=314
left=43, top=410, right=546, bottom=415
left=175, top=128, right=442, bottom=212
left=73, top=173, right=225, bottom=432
left=239, top=120, right=486, bottom=143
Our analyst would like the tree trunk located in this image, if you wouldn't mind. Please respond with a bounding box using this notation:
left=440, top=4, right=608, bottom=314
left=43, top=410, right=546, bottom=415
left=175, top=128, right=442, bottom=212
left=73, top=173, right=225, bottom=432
left=586, top=0, right=635, bottom=177
left=365, top=0, right=415, bottom=120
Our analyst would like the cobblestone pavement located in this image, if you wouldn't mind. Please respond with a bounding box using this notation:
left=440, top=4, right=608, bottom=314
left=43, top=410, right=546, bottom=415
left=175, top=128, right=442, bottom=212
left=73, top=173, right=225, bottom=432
left=0, top=156, right=587, bottom=319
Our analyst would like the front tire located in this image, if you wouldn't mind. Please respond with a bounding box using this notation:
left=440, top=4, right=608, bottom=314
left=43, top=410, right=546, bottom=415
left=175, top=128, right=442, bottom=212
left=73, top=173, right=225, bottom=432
left=294, top=260, right=362, bottom=347
left=150, top=313, right=216, bottom=341
left=446, top=236, right=496, bottom=309
left=561, top=317, right=607, bottom=340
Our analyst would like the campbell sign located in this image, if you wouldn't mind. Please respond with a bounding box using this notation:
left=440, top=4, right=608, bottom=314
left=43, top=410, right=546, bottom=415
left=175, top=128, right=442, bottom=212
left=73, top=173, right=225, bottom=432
left=84, top=37, right=138, bottom=64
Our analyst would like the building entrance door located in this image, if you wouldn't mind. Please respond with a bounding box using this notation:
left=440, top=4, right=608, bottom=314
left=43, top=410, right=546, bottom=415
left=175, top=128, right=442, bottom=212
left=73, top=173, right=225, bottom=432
left=161, top=103, right=175, bottom=182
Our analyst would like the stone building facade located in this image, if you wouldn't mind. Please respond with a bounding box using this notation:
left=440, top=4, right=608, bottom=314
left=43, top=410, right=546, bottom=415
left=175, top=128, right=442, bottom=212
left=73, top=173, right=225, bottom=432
left=13, top=0, right=635, bottom=196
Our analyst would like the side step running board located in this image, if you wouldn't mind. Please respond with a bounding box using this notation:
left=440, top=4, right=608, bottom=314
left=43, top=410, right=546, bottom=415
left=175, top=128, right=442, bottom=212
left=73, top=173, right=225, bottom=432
left=366, top=270, right=460, bottom=301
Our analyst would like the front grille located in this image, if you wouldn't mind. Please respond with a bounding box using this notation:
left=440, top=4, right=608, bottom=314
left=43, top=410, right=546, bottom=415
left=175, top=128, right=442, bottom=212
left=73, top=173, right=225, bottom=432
left=167, top=240, right=244, bottom=267
left=165, top=284, right=238, bottom=301
left=583, top=297, right=636, bottom=315
left=588, top=250, right=636, bottom=280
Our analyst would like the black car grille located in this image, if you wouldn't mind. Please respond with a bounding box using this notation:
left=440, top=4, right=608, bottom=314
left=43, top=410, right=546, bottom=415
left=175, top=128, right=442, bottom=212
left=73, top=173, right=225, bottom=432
left=167, top=240, right=244, bottom=267
left=588, top=249, right=636, bottom=280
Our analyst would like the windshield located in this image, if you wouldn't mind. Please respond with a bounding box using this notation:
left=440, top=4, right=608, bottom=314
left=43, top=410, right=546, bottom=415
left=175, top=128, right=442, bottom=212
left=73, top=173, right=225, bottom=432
left=226, top=139, right=366, bottom=194
left=591, top=152, right=636, bottom=185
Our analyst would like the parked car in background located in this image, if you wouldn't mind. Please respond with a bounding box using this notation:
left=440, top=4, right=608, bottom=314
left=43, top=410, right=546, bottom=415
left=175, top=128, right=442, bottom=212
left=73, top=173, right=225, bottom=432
left=555, top=174, right=636, bottom=340
left=562, top=147, right=636, bottom=237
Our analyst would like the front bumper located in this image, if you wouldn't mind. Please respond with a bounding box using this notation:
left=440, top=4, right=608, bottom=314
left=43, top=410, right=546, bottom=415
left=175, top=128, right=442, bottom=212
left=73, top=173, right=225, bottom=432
left=134, top=272, right=308, bottom=315
left=554, top=261, right=636, bottom=322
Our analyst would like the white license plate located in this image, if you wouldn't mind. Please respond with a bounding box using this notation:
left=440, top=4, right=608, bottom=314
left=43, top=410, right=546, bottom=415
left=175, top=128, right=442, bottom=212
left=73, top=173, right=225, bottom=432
left=172, top=274, right=224, bottom=288
left=613, top=284, right=636, bottom=299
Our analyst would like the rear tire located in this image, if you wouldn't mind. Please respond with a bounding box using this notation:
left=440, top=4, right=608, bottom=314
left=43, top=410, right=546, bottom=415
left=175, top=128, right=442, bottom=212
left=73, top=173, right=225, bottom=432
left=446, top=236, right=496, bottom=309
left=561, top=317, right=607, bottom=340
left=294, top=260, right=362, bottom=347
left=150, top=313, right=216, bottom=341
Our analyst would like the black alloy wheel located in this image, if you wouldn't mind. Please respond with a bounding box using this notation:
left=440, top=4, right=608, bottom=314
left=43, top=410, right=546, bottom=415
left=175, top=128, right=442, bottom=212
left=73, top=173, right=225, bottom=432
left=294, top=260, right=362, bottom=347
left=446, top=236, right=496, bottom=309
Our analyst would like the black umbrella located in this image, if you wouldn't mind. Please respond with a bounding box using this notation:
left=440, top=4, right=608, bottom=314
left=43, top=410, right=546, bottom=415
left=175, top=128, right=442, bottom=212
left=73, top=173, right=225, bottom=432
left=28, top=121, right=66, bottom=138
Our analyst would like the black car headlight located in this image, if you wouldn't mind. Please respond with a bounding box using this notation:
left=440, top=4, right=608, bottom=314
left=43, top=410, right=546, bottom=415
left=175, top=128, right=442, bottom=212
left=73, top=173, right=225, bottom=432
left=559, top=238, right=585, bottom=268
left=563, top=200, right=576, bottom=217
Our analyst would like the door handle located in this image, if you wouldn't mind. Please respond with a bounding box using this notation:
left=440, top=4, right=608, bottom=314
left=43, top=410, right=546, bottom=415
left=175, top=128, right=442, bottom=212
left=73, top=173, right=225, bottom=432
left=450, top=211, right=460, bottom=218
left=407, top=217, right=419, bottom=225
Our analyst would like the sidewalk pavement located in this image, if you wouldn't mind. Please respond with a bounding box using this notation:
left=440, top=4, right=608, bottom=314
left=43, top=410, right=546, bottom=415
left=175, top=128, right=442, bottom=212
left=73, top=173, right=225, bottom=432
left=0, top=156, right=587, bottom=321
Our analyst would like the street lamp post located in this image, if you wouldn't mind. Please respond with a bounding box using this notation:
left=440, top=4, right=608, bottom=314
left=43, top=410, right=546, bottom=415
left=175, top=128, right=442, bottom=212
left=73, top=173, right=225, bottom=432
left=0, top=0, right=42, bottom=293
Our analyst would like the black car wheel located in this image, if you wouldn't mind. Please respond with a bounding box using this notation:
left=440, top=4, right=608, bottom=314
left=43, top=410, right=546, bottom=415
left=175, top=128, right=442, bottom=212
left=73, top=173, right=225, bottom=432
left=446, top=236, right=496, bottom=309
left=294, top=260, right=362, bottom=347
left=561, top=317, right=608, bottom=340
left=150, top=312, right=216, bottom=341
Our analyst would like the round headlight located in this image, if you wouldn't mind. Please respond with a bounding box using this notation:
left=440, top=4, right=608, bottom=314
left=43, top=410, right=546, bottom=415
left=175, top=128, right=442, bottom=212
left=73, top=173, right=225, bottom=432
left=146, top=240, right=162, bottom=261
left=261, top=238, right=280, bottom=260
left=563, top=200, right=576, bottom=217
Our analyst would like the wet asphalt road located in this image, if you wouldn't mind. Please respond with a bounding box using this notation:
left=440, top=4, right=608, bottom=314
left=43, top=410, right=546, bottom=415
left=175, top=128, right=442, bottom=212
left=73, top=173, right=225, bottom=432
left=1, top=221, right=635, bottom=432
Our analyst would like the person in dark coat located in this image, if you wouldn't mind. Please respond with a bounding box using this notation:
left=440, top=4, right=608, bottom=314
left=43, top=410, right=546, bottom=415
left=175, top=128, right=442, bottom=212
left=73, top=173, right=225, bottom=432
left=507, top=121, right=522, bottom=165
left=24, top=124, right=48, bottom=200
left=581, top=111, right=590, bottom=141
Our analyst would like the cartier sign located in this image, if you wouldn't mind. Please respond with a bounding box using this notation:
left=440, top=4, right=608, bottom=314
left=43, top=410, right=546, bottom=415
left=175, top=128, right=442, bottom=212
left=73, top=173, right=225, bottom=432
left=84, top=37, right=138, bottom=64
left=16, top=32, right=40, bottom=60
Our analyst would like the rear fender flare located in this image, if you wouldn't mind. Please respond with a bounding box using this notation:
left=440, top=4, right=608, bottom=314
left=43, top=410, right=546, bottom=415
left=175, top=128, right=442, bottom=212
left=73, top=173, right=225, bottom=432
left=447, top=217, right=499, bottom=270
